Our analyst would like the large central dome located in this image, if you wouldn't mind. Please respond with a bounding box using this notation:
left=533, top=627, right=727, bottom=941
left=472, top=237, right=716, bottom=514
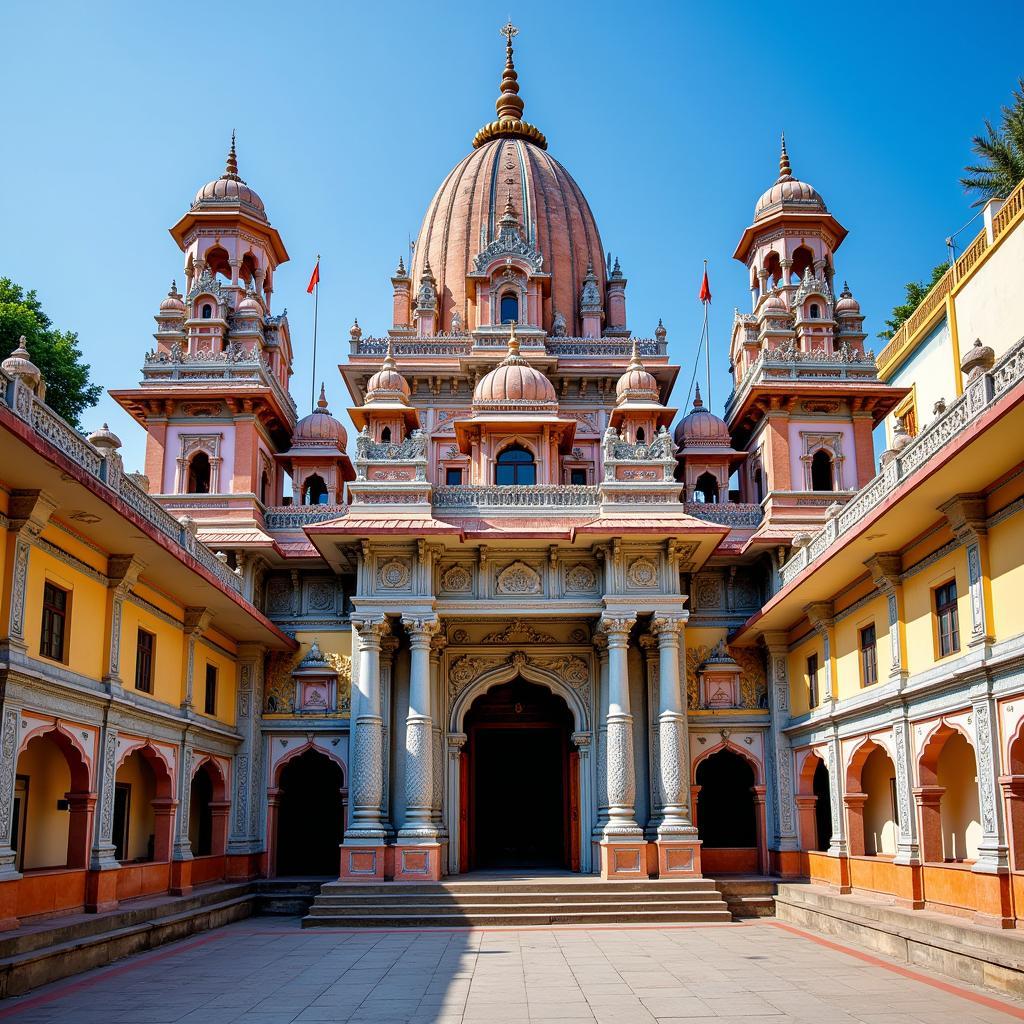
left=410, top=29, right=605, bottom=338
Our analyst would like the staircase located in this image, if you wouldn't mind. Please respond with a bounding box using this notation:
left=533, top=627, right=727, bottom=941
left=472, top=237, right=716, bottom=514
left=303, top=875, right=732, bottom=928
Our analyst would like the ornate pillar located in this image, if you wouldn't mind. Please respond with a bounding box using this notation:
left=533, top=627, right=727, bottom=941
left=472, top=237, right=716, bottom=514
left=103, top=556, right=145, bottom=695
left=3, top=491, right=56, bottom=653
left=379, top=633, right=399, bottom=834
left=170, top=743, right=195, bottom=896
left=651, top=615, right=700, bottom=876
left=940, top=495, right=995, bottom=649
left=572, top=732, right=593, bottom=874
left=396, top=616, right=444, bottom=880
left=85, top=716, right=120, bottom=911
left=763, top=632, right=799, bottom=875
left=0, top=704, right=23, bottom=891
left=340, top=616, right=390, bottom=880
left=599, top=613, right=647, bottom=878
left=640, top=633, right=661, bottom=837
left=971, top=690, right=1012, bottom=924
left=825, top=731, right=851, bottom=892
left=805, top=603, right=835, bottom=705
left=866, top=555, right=908, bottom=685
left=429, top=633, right=448, bottom=834
left=592, top=632, right=610, bottom=842
left=227, top=644, right=265, bottom=872
left=446, top=732, right=467, bottom=875
left=180, top=608, right=212, bottom=711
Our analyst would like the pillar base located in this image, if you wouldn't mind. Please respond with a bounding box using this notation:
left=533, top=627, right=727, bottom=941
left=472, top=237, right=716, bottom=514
left=394, top=842, right=445, bottom=882
left=599, top=840, right=649, bottom=880
left=0, top=879, right=19, bottom=931
left=971, top=868, right=1014, bottom=928
left=771, top=850, right=804, bottom=879
left=170, top=858, right=193, bottom=896
left=224, top=853, right=261, bottom=882
left=339, top=843, right=391, bottom=881
left=85, top=867, right=120, bottom=914
left=892, top=860, right=925, bottom=909
left=655, top=839, right=702, bottom=878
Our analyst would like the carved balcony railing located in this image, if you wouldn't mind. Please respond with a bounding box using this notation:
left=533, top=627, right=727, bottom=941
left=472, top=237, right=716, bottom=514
left=263, top=505, right=348, bottom=530
left=682, top=502, right=763, bottom=528
left=0, top=368, right=243, bottom=595
left=778, top=333, right=1024, bottom=588
left=432, top=484, right=601, bottom=511
left=351, top=335, right=668, bottom=359
left=142, top=345, right=298, bottom=419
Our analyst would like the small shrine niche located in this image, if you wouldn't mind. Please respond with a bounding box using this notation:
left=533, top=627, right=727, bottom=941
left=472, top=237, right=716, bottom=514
left=698, top=640, right=743, bottom=709
left=291, top=640, right=339, bottom=713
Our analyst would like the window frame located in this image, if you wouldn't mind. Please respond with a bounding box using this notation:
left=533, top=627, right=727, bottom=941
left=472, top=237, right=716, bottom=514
left=445, top=467, right=464, bottom=486
left=135, top=627, right=155, bottom=694
left=859, top=623, right=877, bottom=688
left=204, top=663, right=218, bottom=716
left=807, top=653, right=819, bottom=709
left=495, top=443, right=536, bottom=486
left=40, top=581, right=70, bottom=663
left=935, top=579, right=960, bottom=658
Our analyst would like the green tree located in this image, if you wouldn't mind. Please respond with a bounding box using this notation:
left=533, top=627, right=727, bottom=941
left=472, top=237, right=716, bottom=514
left=877, top=262, right=950, bottom=341
left=961, top=78, right=1024, bottom=206
left=0, top=278, right=101, bottom=427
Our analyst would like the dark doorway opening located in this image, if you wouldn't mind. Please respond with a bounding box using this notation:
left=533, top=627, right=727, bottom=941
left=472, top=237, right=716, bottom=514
left=275, top=749, right=345, bottom=876
left=696, top=748, right=759, bottom=873
left=813, top=758, right=833, bottom=852
left=465, top=678, right=574, bottom=870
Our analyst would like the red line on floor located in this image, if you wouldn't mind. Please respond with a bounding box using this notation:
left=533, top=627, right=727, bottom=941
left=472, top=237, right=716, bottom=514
left=0, top=930, right=228, bottom=1018
left=765, top=919, right=1024, bottom=1020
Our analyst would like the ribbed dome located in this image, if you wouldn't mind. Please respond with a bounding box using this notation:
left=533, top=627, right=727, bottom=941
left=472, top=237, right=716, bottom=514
left=160, top=281, right=185, bottom=314
left=836, top=282, right=861, bottom=315
left=2, top=336, right=41, bottom=388
left=761, top=289, right=788, bottom=315
left=193, top=134, right=267, bottom=221
left=236, top=291, right=263, bottom=316
left=674, top=388, right=732, bottom=447
left=616, top=342, right=659, bottom=403
left=754, top=135, right=826, bottom=222
left=411, top=29, right=605, bottom=340
left=294, top=386, right=348, bottom=447
left=474, top=326, right=557, bottom=408
left=365, top=341, right=411, bottom=404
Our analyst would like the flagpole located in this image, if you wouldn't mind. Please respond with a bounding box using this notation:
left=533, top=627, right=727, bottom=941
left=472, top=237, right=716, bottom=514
left=702, top=259, right=712, bottom=412
left=310, top=254, right=320, bottom=413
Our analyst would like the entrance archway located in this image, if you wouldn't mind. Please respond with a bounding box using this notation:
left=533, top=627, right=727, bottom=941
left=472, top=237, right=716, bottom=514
left=464, top=678, right=575, bottom=871
left=695, top=747, right=761, bottom=873
left=275, top=749, right=345, bottom=876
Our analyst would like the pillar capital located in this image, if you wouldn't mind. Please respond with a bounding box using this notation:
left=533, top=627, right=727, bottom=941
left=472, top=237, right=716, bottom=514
left=939, top=492, right=988, bottom=543
left=403, top=615, right=440, bottom=644
left=864, top=553, right=903, bottom=593
left=352, top=615, right=390, bottom=645
left=651, top=615, right=686, bottom=646
left=599, top=613, right=635, bottom=644
left=804, top=602, right=835, bottom=637
left=761, top=630, right=790, bottom=656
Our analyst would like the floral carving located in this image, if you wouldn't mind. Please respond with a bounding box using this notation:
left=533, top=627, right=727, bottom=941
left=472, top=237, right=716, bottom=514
left=565, top=564, right=598, bottom=592
left=481, top=619, right=558, bottom=644
left=378, top=559, right=411, bottom=589
left=627, top=557, right=658, bottom=588
left=440, top=564, right=473, bottom=593
left=495, top=561, right=542, bottom=595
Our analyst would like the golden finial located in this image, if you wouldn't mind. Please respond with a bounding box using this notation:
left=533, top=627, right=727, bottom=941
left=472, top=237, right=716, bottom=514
left=316, top=383, right=328, bottom=411
left=778, top=131, right=792, bottom=180
left=472, top=22, right=547, bottom=149
left=628, top=339, right=644, bottom=370
left=382, top=338, right=397, bottom=370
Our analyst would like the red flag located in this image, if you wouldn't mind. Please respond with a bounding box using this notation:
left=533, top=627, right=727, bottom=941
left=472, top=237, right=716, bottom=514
left=699, top=266, right=712, bottom=304
left=306, top=259, right=320, bottom=294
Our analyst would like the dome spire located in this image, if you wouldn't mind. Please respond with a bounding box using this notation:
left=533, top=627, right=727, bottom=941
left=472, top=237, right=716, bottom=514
left=693, top=383, right=704, bottom=409
left=778, top=131, right=792, bottom=181
left=223, top=129, right=243, bottom=182
left=316, top=382, right=329, bottom=412
left=472, top=23, right=547, bottom=150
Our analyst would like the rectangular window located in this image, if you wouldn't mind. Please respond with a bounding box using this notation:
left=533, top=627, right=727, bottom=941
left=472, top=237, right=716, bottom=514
left=935, top=580, right=960, bottom=657
left=204, top=664, right=218, bottom=716
left=40, top=582, right=69, bottom=662
left=570, top=468, right=587, bottom=485
left=445, top=467, right=463, bottom=486
left=807, top=653, right=819, bottom=709
left=135, top=629, right=155, bottom=693
left=860, top=624, right=877, bottom=687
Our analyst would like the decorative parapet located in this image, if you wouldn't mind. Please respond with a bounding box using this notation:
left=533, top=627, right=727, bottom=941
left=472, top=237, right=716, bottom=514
left=778, top=334, right=1024, bottom=588
left=432, top=484, right=600, bottom=512
left=600, top=426, right=676, bottom=487
left=142, top=344, right=297, bottom=419
left=681, top=502, right=763, bottom=528
left=263, top=505, right=348, bottom=530
left=0, top=367, right=243, bottom=595
left=350, top=335, right=668, bottom=359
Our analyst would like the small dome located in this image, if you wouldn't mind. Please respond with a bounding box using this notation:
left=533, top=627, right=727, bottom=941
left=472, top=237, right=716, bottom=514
left=88, top=423, right=122, bottom=452
left=2, top=336, right=41, bottom=388
left=473, top=324, right=557, bottom=408
left=159, top=280, right=185, bottom=314
left=615, top=341, right=659, bottom=404
left=294, top=385, right=348, bottom=447
left=761, top=289, right=788, bottom=315
left=674, top=387, right=732, bottom=447
left=754, top=135, right=826, bottom=222
left=236, top=291, right=262, bottom=316
left=365, top=341, right=411, bottom=404
left=655, top=319, right=667, bottom=342
left=192, top=134, right=267, bottom=221
left=836, top=282, right=861, bottom=315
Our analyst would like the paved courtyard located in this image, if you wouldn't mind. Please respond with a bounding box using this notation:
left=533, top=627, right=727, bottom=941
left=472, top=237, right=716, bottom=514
left=3, top=917, right=1024, bottom=1023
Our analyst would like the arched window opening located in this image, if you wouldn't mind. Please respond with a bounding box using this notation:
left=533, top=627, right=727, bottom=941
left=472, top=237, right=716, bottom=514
left=694, top=472, right=719, bottom=504
left=187, top=452, right=211, bottom=494
left=635, top=427, right=646, bottom=443
left=809, top=303, right=820, bottom=319
left=205, top=246, right=231, bottom=280
left=189, top=764, right=214, bottom=857
left=275, top=749, right=345, bottom=875
left=859, top=746, right=898, bottom=856
left=500, top=293, right=519, bottom=325
left=753, top=467, right=764, bottom=504
left=380, top=427, right=391, bottom=443
left=791, top=245, right=814, bottom=283
left=936, top=732, right=981, bottom=862
left=495, top=444, right=536, bottom=486
left=812, top=758, right=832, bottom=852
left=260, top=471, right=270, bottom=505
left=811, top=449, right=833, bottom=491
left=763, top=251, right=782, bottom=288
left=201, top=303, right=213, bottom=320
left=114, top=750, right=165, bottom=863
left=240, top=252, right=258, bottom=289
left=696, top=749, right=757, bottom=869
left=303, top=474, right=329, bottom=506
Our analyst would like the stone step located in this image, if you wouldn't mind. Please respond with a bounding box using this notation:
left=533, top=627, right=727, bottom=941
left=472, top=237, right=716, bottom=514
left=711, top=877, right=779, bottom=918
left=302, top=906, right=733, bottom=928
left=311, top=888, right=721, bottom=908
left=307, top=898, right=729, bottom=915
left=253, top=879, right=325, bottom=916
left=316, top=878, right=721, bottom=897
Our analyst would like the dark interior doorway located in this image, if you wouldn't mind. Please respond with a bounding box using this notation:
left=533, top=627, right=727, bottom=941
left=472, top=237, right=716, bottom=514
left=275, top=749, right=345, bottom=876
left=465, top=678, right=574, bottom=870
left=696, top=748, right=757, bottom=847
left=813, top=758, right=833, bottom=852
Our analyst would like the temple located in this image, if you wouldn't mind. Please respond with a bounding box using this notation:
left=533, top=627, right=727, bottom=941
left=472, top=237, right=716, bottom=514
left=3, top=23, right=1024, bottom=949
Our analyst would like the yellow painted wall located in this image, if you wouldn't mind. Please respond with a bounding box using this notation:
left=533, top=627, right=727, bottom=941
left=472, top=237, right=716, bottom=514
left=862, top=747, right=898, bottom=856
left=903, top=549, right=967, bottom=675
left=833, top=595, right=888, bottom=699
left=197, top=642, right=237, bottom=726
left=294, top=630, right=352, bottom=661
left=788, top=632, right=821, bottom=717
left=936, top=732, right=981, bottom=861
left=116, top=753, right=157, bottom=862
left=16, top=735, right=71, bottom=870
left=120, top=601, right=184, bottom=708
left=25, top=547, right=106, bottom=678
left=988, top=511, right=1024, bottom=643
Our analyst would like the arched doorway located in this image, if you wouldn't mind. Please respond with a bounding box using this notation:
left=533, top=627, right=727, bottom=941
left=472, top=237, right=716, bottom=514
left=275, top=749, right=345, bottom=876
left=695, top=748, right=759, bottom=873
left=464, top=678, right=575, bottom=870
left=812, top=758, right=833, bottom=852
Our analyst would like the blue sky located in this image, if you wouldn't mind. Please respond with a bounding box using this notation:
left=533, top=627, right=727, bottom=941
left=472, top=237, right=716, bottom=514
left=1, top=0, right=1021, bottom=474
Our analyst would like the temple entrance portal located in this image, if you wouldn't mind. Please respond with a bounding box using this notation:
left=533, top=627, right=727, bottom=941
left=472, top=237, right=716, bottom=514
left=464, top=678, right=577, bottom=871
